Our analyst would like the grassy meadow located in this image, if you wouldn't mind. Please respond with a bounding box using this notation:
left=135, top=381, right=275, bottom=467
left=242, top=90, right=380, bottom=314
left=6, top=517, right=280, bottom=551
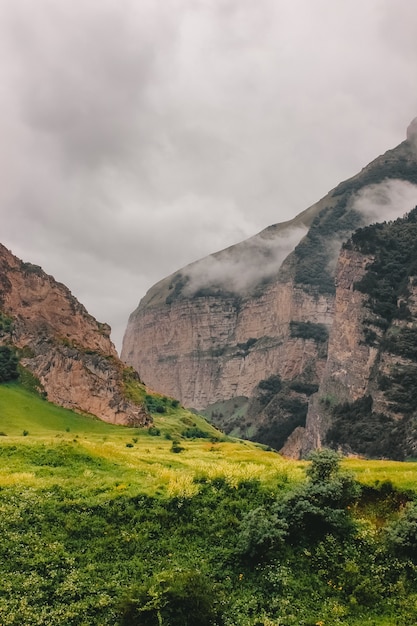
left=2, top=382, right=417, bottom=625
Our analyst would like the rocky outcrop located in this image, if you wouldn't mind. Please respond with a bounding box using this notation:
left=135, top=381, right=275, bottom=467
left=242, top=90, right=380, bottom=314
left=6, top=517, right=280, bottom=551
left=122, top=122, right=417, bottom=453
left=0, top=244, right=150, bottom=426
left=301, top=209, right=417, bottom=459
left=124, top=281, right=333, bottom=412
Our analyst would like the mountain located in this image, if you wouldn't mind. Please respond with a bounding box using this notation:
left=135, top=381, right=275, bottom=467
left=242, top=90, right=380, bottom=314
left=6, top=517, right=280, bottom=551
left=122, top=119, right=417, bottom=458
left=0, top=243, right=150, bottom=426
left=299, top=208, right=417, bottom=460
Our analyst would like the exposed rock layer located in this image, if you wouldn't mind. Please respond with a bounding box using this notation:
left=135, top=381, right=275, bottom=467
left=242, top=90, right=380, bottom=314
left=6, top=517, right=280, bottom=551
left=0, top=244, right=150, bottom=426
left=122, top=129, right=417, bottom=453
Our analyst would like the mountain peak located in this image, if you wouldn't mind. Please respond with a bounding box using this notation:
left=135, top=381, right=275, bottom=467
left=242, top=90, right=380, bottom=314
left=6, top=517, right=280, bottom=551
left=406, top=117, right=417, bottom=143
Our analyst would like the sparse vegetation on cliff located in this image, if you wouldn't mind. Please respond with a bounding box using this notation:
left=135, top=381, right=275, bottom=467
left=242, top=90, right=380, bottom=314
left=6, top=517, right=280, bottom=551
left=290, top=320, right=329, bottom=343
left=294, top=198, right=362, bottom=294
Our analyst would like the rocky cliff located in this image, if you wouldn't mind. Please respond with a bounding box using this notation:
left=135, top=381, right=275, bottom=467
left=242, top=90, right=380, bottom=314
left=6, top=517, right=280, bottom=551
left=122, top=120, right=417, bottom=455
left=0, top=244, right=150, bottom=426
left=299, top=209, right=417, bottom=460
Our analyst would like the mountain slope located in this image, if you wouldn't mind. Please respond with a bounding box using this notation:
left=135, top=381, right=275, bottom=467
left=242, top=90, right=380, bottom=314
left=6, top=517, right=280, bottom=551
left=122, top=120, right=417, bottom=455
left=0, top=244, right=150, bottom=426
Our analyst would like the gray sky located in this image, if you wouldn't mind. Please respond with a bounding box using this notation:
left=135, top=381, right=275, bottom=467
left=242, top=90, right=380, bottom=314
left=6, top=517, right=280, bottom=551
left=1, top=0, right=417, bottom=351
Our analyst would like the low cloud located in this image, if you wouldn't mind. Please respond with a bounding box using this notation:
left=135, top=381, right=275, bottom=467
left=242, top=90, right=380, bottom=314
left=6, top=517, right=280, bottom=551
left=353, top=179, right=417, bottom=224
left=183, top=226, right=308, bottom=296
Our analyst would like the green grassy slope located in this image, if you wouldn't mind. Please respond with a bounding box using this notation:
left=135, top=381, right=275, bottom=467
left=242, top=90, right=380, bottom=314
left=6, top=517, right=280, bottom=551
left=2, top=384, right=417, bottom=625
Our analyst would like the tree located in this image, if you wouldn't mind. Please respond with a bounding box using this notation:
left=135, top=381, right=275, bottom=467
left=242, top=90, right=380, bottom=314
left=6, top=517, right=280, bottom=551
left=0, top=346, right=18, bottom=382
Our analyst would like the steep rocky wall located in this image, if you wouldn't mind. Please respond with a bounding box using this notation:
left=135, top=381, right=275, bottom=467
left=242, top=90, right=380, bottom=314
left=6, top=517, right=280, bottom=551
left=299, top=213, right=417, bottom=459
left=0, top=244, right=150, bottom=426
left=300, top=248, right=375, bottom=455
left=123, top=278, right=333, bottom=410
left=122, top=123, right=417, bottom=451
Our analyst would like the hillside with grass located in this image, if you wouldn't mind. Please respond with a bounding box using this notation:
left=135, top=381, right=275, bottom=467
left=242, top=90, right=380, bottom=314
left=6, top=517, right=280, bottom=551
left=3, top=381, right=417, bottom=625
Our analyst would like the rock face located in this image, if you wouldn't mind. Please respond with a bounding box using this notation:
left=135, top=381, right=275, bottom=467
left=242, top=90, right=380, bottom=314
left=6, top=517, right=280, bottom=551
left=122, top=124, right=417, bottom=455
left=0, top=244, right=150, bottom=426
left=300, top=209, right=417, bottom=460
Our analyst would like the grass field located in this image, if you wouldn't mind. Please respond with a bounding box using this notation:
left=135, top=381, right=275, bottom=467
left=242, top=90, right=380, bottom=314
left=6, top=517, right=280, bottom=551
left=1, top=381, right=417, bottom=496
left=2, top=381, right=417, bottom=625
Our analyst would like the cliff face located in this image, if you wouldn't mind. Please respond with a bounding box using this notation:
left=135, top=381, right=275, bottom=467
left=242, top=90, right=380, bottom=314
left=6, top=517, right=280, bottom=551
left=122, top=123, right=417, bottom=454
left=0, top=244, right=150, bottom=426
left=124, top=281, right=333, bottom=411
left=300, top=208, right=417, bottom=459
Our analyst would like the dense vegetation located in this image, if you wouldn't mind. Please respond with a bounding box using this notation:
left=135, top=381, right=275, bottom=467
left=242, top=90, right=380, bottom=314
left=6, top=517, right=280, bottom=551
left=293, top=198, right=362, bottom=294
left=350, top=206, right=417, bottom=330
left=2, top=412, right=417, bottom=626
left=326, top=208, right=417, bottom=458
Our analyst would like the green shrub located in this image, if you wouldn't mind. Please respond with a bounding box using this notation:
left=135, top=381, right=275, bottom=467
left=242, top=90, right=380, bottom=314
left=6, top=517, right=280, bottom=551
left=257, top=375, right=282, bottom=406
left=181, top=427, right=210, bottom=439
left=289, top=321, right=329, bottom=343
left=0, top=346, right=18, bottom=382
left=170, top=440, right=184, bottom=453
left=236, top=505, right=288, bottom=562
left=386, top=502, right=417, bottom=560
left=275, top=449, right=361, bottom=543
left=120, top=569, right=219, bottom=626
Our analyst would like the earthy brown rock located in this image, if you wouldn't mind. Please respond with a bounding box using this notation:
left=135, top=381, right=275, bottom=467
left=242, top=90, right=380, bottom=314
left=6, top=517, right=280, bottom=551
left=122, top=121, right=417, bottom=451
left=123, top=281, right=333, bottom=411
left=0, top=244, right=150, bottom=426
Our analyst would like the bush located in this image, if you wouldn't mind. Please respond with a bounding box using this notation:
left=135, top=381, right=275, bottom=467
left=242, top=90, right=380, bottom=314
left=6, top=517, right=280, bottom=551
left=276, top=449, right=361, bottom=543
left=0, top=346, right=19, bottom=382
left=120, top=569, right=219, bottom=626
left=181, top=427, right=210, bottom=439
left=236, top=505, right=288, bottom=562
left=386, top=502, right=417, bottom=560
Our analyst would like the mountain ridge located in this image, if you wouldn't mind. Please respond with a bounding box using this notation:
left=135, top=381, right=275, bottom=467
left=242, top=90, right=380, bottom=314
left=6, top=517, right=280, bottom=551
left=122, top=120, right=417, bottom=458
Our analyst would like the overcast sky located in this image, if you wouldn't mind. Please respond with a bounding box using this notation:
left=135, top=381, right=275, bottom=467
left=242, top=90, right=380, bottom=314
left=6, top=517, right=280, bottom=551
left=1, top=0, right=417, bottom=351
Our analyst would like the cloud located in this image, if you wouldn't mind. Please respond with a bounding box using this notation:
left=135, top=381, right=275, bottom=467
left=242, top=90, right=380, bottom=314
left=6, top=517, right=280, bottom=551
left=183, top=226, right=308, bottom=296
left=0, top=0, right=417, bottom=350
left=353, top=180, right=417, bottom=224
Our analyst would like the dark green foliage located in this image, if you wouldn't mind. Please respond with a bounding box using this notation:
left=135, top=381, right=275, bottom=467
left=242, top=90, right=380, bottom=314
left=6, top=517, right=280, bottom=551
left=294, top=199, right=362, bottom=293
left=181, top=426, right=211, bottom=439
left=386, top=502, right=417, bottom=560
left=380, top=365, right=417, bottom=415
left=384, top=327, right=417, bottom=360
left=333, top=154, right=417, bottom=197
left=0, top=312, right=13, bottom=335
left=2, top=452, right=417, bottom=625
left=275, top=449, right=361, bottom=544
left=257, top=375, right=282, bottom=406
left=236, top=450, right=361, bottom=564
left=236, top=505, right=288, bottom=561
left=120, top=569, right=219, bottom=626
left=148, top=426, right=161, bottom=437
left=0, top=345, right=18, bottom=382
left=20, top=261, right=43, bottom=275
left=144, top=395, right=179, bottom=414
left=170, top=440, right=184, bottom=453
left=165, top=273, right=189, bottom=305
left=351, top=207, right=417, bottom=331
left=18, top=364, right=44, bottom=395
left=289, top=321, right=329, bottom=343
left=326, top=395, right=404, bottom=459
left=306, top=448, right=341, bottom=482
left=289, top=381, right=319, bottom=395
left=235, top=337, right=258, bottom=356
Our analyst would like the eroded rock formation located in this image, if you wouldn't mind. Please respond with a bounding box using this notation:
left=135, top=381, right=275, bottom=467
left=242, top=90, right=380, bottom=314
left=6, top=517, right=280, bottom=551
left=0, top=244, right=150, bottom=426
left=122, top=123, right=417, bottom=456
